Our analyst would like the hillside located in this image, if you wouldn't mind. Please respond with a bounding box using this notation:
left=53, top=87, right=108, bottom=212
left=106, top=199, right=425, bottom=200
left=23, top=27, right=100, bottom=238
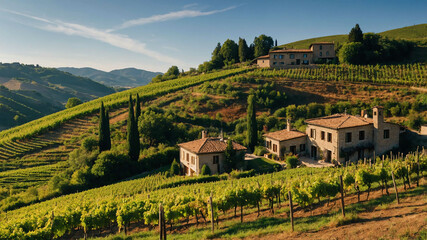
left=0, top=63, right=115, bottom=130
left=279, top=24, right=427, bottom=53
left=58, top=67, right=162, bottom=88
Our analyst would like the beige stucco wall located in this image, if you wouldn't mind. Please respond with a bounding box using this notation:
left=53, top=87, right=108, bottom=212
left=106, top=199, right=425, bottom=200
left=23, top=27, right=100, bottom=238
left=337, top=125, right=374, bottom=162
left=421, top=125, right=427, bottom=136
left=306, top=125, right=340, bottom=162
left=265, top=136, right=307, bottom=158
left=374, top=122, right=400, bottom=155
left=257, top=58, right=270, bottom=68
left=180, top=148, right=199, bottom=176
left=311, top=44, right=335, bottom=61
left=270, top=52, right=313, bottom=67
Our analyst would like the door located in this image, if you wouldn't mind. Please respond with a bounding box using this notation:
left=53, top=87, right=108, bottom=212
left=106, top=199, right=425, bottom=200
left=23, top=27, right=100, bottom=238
left=296, top=59, right=301, bottom=65
left=290, top=146, right=297, bottom=155
left=326, top=150, right=332, bottom=162
left=311, top=146, right=317, bottom=159
left=358, top=149, right=364, bottom=161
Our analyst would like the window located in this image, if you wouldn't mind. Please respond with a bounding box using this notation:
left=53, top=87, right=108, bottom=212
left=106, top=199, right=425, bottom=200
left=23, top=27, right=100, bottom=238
left=300, top=144, right=306, bottom=152
left=303, top=54, right=307, bottom=58
left=327, top=133, right=332, bottom=142
left=345, top=132, right=352, bottom=143
left=359, top=131, right=365, bottom=140
left=320, top=45, right=323, bottom=50
left=303, top=60, right=309, bottom=64
left=310, top=129, right=316, bottom=139
left=273, top=55, right=277, bottom=59
left=321, top=131, right=325, bottom=140
left=290, top=54, right=295, bottom=59
left=326, top=51, right=329, bottom=56
left=273, top=144, right=277, bottom=152
left=213, top=155, right=219, bottom=164
left=186, top=153, right=189, bottom=162
left=266, top=140, right=272, bottom=149
left=384, top=129, right=390, bottom=139
left=280, top=62, right=284, bottom=65
left=191, top=156, right=195, bottom=165
left=279, top=55, right=283, bottom=59
left=273, top=62, right=277, bottom=65
left=319, top=52, right=323, bottom=56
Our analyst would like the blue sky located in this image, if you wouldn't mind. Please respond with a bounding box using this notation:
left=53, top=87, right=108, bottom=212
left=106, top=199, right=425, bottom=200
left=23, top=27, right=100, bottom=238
left=0, top=0, right=425, bottom=72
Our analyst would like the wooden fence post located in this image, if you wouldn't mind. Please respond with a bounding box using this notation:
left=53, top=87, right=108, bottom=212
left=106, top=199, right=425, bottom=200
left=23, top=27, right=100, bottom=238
left=288, top=191, right=294, bottom=232
left=339, top=175, right=345, bottom=217
left=416, top=147, right=420, bottom=187
left=391, top=171, right=400, bottom=204
left=209, top=194, right=214, bottom=233
left=159, top=204, right=163, bottom=240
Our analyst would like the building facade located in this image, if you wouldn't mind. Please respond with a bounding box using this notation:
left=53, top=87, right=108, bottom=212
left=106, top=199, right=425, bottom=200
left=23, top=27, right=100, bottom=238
left=178, top=131, right=247, bottom=176
left=264, top=107, right=400, bottom=164
left=264, top=120, right=307, bottom=158
left=256, top=42, right=335, bottom=68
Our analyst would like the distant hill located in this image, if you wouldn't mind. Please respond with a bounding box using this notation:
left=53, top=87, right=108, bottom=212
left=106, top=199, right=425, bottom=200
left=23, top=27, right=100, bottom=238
left=58, top=67, right=162, bottom=88
left=0, top=62, right=115, bottom=130
left=279, top=23, right=427, bottom=49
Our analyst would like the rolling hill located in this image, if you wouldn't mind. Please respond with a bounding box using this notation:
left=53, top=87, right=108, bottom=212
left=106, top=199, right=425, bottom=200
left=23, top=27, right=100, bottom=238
left=58, top=67, right=162, bottom=88
left=279, top=24, right=427, bottom=50
left=0, top=62, right=115, bottom=130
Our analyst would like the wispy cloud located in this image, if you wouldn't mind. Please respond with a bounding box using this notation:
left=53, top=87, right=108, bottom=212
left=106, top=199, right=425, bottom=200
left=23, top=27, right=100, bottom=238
left=0, top=8, right=182, bottom=66
left=108, top=6, right=235, bottom=32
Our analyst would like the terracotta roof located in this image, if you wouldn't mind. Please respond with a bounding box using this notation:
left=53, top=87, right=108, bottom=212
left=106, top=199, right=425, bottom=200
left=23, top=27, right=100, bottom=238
left=270, top=49, right=313, bottom=53
left=305, top=114, right=373, bottom=129
left=257, top=55, right=270, bottom=59
left=264, top=129, right=306, bottom=141
left=178, top=138, right=247, bottom=154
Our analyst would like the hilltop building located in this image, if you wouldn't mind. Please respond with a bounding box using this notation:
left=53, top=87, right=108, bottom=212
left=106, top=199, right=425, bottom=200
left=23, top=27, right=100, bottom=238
left=178, top=131, right=247, bottom=176
left=264, top=107, right=400, bottom=163
left=256, top=42, right=335, bottom=68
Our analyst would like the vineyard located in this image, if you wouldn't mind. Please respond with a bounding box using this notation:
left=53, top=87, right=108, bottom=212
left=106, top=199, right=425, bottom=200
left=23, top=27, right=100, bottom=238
left=0, top=151, right=424, bottom=239
left=249, top=64, right=427, bottom=86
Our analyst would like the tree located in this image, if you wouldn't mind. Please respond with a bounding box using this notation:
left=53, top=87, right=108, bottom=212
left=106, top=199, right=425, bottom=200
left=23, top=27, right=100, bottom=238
left=98, top=102, right=111, bottom=152
left=349, top=24, right=363, bottom=43
left=253, top=34, right=274, bottom=57
left=220, top=39, right=239, bottom=65
left=246, top=95, right=257, bottom=152
left=170, top=159, right=181, bottom=176
left=200, top=164, right=211, bottom=175
left=286, top=156, right=298, bottom=169
left=65, top=97, right=82, bottom=109
left=223, top=140, right=237, bottom=173
left=238, top=38, right=250, bottom=62
left=275, top=39, right=278, bottom=47
left=338, top=42, right=365, bottom=64
left=135, top=93, right=141, bottom=120
left=212, top=42, right=222, bottom=59
left=127, top=95, right=140, bottom=161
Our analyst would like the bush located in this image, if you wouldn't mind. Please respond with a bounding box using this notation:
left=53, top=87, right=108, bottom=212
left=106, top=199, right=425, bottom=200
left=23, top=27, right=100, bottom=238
left=81, top=136, right=98, bottom=152
left=253, top=146, right=268, bottom=156
left=91, top=151, right=134, bottom=182
left=286, top=156, right=298, bottom=169
left=170, top=159, right=181, bottom=176
left=200, top=165, right=211, bottom=176
left=65, top=97, right=82, bottom=109
left=229, top=169, right=255, bottom=179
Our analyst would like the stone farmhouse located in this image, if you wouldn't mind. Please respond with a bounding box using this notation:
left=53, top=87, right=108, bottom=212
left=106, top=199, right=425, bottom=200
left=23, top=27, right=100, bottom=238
left=264, top=106, right=400, bottom=163
left=257, top=42, right=335, bottom=68
left=178, top=131, right=247, bottom=176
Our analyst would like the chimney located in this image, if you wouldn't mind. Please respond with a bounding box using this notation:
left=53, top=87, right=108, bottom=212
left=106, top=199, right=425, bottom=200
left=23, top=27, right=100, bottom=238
left=361, top=110, right=368, bottom=118
left=201, top=130, right=207, bottom=139
left=373, top=106, right=384, bottom=128
left=219, top=129, right=224, bottom=141
left=287, top=119, right=291, bottom=131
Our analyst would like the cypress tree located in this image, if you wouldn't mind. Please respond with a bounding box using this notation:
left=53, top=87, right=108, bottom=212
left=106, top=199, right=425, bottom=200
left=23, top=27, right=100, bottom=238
left=349, top=24, right=363, bottom=43
left=98, top=102, right=110, bottom=152
left=127, top=95, right=140, bottom=161
left=135, top=93, right=141, bottom=120
left=246, top=95, right=257, bottom=152
left=238, top=38, right=249, bottom=63
left=104, top=109, right=111, bottom=151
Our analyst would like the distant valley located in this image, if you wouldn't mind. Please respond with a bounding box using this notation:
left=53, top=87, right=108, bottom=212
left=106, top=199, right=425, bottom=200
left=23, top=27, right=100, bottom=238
left=58, top=67, right=162, bottom=88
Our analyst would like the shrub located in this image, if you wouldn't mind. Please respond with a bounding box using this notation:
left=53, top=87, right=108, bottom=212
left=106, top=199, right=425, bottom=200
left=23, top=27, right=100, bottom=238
left=170, top=159, right=181, bottom=176
left=229, top=169, right=255, bottom=179
left=253, top=146, right=268, bottom=156
left=91, top=151, right=133, bottom=182
left=286, top=156, right=298, bottom=169
left=81, top=136, right=98, bottom=152
left=200, top=165, right=211, bottom=176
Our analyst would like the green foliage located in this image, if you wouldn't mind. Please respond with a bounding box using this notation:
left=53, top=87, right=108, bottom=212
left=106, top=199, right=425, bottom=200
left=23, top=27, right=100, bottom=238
left=170, top=159, right=181, bottom=176
left=254, top=34, right=274, bottom=57
left=98, top=102, right=111, bottom=152
left=220, top=39, right=239, bottom=65
left=127, top=96, right=140, bottom=161
left=223, top=140, right=237, bottom=173
left=253, top=146, right=268, bottom=156
left=200, top=164, right=211, bottom=176
left=138, top=108, right=174, bottom=145
left=65, top=97, right=82, bottom=109
left=246, top=95, right=257, bottom=152
left=91, top=151, right=133, bottom=182
left=135, top=93, right=141, bottom=120
left=349, top=24, right=363, bottom=43
left=286, top=156, right=298, bottom=169
left=238, top=38, right=250, bottom=62
left=339, top=42, right=365, bottom=64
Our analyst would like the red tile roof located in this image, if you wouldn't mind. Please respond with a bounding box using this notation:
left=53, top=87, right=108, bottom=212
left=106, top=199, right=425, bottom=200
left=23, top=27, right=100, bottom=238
left=257, top=55, right=270, bottom=59
left=270, top=49, right=313, bottom=53
left=178, top=138, right=247, bottom=154
left=305, top=114, right=373, bottom=129
left=264, top=129, right=307, bottom=141
left=310, top=42, right=335, bottom=45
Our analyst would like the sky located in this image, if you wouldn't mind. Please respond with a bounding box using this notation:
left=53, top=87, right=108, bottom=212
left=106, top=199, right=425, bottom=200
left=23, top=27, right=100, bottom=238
left=0, top=0, right=425, bottom=72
